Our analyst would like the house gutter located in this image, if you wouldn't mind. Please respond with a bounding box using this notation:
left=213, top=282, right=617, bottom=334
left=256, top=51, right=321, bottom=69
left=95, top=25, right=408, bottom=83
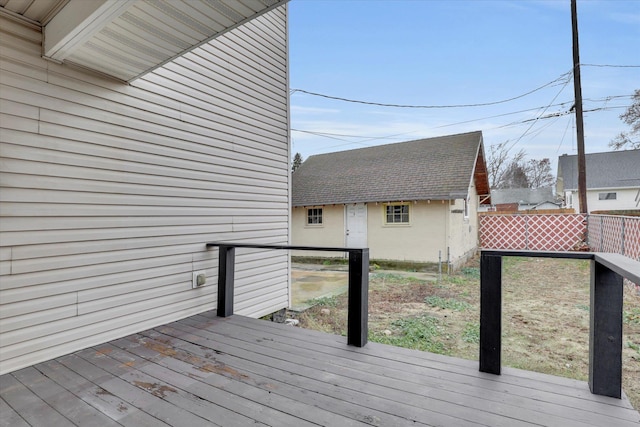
left=285, top=2, right=292, bottom=309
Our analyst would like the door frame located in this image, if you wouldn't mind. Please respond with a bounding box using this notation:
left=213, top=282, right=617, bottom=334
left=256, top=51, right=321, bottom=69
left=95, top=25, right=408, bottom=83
left=345, top=203, right=368, bottom=248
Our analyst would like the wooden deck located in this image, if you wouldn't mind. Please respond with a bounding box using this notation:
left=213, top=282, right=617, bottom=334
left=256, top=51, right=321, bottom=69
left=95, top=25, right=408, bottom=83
left=1, top=312, right=638, bottom=427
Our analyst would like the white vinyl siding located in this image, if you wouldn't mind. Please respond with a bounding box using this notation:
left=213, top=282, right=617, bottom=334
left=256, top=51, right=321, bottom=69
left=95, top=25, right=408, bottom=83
left=0, top=6, right=290, bottom=374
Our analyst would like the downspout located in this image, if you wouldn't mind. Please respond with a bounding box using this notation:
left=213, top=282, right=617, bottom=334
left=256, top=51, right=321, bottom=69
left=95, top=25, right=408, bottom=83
left=285, top=2, right=292, bottom=309
left=445, top=199, right=449, bottom=274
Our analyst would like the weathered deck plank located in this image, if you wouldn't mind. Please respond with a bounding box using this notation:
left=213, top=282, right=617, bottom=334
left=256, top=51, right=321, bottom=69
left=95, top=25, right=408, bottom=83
left=1, top=311, right=638, bottom=427
left=167, top=319, right=537, bottom=426
left=175, top=314, right=638, bottom=426
left=0, top=374, right=74, bottom=427
left=34, top=359, right=170, bottom=427
left=11, top=366, right=121, bottom=427
left=220, top=314, right=638, bottom=418
left=0, top=396, right=29, bottom=427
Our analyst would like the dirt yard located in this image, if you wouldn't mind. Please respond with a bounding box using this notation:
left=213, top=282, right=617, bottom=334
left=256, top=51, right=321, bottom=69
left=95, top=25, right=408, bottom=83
left=293, top=256, right=640, bottom=410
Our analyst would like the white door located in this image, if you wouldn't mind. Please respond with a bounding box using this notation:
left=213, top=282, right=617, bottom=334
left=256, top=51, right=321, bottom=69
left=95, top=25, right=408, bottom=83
left=346, top=203, right=368, bottom=248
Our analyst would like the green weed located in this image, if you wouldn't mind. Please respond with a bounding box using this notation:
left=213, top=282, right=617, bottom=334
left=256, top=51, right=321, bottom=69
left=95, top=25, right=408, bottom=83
left=624, top=308, right=640, bottom=325
left=462, top=322, right=480, bottom=343
left=461, top=267, right=480, bottom=279
left=444, top=276, right=469, bottom=286
left=371, top=272, right=410, bottom=282
left=371, top=315, right=448, bottom=354
left=306, top=295, right=339, bottom=307
left=425, top=295, right=471, bottom=311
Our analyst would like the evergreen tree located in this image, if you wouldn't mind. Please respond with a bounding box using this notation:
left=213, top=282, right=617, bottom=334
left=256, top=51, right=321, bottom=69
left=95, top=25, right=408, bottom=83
left=292, top=152, right=303, bottom=172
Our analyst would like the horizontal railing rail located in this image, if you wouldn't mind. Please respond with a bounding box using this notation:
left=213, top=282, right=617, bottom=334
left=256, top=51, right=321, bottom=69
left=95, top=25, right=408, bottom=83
left=206, top=242, right=369, bottom=347
left=480, top=249, right=640, bottom=399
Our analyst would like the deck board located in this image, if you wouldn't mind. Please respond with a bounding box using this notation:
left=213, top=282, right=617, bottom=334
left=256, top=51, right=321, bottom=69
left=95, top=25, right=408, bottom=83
left=1, top=311, right=638, bottom=427
left=174, top=315, right=636, bottom=426
left=218, top=314, right=638, bottom=419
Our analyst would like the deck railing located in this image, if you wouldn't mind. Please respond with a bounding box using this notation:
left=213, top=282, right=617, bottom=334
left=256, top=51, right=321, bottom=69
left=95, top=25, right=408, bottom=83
left=480, top=249, right=640, bottom=399
left=206, top=242, right=369, bottom=347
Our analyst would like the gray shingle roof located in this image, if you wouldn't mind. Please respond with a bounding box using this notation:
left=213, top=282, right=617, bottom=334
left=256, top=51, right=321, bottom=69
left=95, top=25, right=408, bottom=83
left=292, top=131, right=486, bottom=206
left=491, top=187, right=555, bottom=205
left=557, top=149, right=640, bottom=191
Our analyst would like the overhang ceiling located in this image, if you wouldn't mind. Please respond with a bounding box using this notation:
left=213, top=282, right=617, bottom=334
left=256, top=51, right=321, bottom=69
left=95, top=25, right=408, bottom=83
left=0, top=0, right=287, bottom=82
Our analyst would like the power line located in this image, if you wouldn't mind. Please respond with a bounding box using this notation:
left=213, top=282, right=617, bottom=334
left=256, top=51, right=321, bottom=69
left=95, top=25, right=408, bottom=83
left=291, top=97, right=631, bottom=146
left=504, top=75, right=572, bottom=153
left=582, top=63, right=640, bottom=68
left=556, top=114, right=574, bottom=154
left=291, top=129, right=401, bottom=140
left=517, top=105, right=627, bottom=124
left=290, top=72, right=572, bottom=109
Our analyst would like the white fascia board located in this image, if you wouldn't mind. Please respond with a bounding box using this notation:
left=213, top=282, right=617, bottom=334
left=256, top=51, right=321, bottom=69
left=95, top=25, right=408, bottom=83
left=44, top=0, right=135, bottom=61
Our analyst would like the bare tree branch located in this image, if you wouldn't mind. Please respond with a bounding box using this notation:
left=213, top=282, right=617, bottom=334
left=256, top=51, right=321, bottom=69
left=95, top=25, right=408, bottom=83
left=609, top=89, right=640, bottom=150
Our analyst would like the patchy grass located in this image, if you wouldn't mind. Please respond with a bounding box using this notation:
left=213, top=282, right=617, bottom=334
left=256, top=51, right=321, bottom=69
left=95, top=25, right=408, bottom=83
left=295, top=256, right=640, bottom=411
left=292, top=256, right=441, bottom=272
left=373, top=315, right=448, bottom=354
left=425, top=295, right=472, bottom=311
left=462, top=322, right=480, bottom=344
left=305, top=295, right=340, bottom=308
left=625, top=307, right=640, bottom=326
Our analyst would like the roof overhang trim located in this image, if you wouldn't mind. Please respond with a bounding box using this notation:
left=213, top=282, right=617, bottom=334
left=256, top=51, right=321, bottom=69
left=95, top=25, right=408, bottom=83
left=292, top=196, right=468, bottom=208
left=21, top=0, right=289, bottom=82
left=44, top=0, right=135, bottom=62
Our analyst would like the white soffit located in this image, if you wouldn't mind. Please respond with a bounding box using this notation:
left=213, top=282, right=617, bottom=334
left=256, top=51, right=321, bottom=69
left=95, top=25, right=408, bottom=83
left=1, top=0, right=286, bottom=82
left=0, top=0, right=68, bottom=25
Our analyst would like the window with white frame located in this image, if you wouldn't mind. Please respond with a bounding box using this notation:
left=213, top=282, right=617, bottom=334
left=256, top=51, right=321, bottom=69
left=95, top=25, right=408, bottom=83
left=385, top=204, right=409, bottom=224
left=598, top=192, right=617, bottom=200
left=307, top=208, right=323, bottom=225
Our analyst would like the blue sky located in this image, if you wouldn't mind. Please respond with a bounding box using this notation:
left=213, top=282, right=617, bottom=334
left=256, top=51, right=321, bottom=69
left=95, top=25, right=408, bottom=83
left=288, top=0, right=640, bottom=173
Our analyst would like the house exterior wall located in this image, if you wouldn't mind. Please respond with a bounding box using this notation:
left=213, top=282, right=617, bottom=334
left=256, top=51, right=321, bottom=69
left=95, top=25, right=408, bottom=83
left=292, top=201, right=466, bottom=264
left=367, top=202, right=448, bottom=263
left=447, top=184, right=480, bottom=269
left=565, top=188, right=640, bottom=213
left=586, top=188, right=639, bottom=212
left=0, top=6, right=290, bottom=375
left=291, top=205, right=346, bottom=257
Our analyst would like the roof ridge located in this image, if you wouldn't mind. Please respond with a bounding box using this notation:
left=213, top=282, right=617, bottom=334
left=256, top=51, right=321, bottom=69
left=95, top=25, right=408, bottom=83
left=304, top=130, right=483, bottom=160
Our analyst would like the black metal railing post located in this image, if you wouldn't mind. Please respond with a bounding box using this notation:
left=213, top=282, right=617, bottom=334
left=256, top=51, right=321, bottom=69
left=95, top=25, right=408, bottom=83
left=208, top=242, right=371, bottom=347
left=589, top=261, right=623, bottom=398
left=478, top=249, right=637, bottom=399
left=479, top=252, right=502, bottom=374
left=347, top=249, right=369, bottom=347
left=217, top=245, right=236, bottom=317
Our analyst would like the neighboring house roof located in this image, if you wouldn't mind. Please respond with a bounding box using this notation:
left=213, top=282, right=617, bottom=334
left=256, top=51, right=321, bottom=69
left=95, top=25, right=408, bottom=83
left=557, top=149, right=640, bottom=191
left=532, top=201, right=562, bottom=209
left=491, top=187, right=555, bottom=205
left=292, top=131, right=490, bottom=206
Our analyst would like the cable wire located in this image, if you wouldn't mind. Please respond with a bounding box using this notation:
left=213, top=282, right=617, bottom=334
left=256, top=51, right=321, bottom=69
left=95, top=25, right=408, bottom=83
left=582, top=63, right=640, bottom=68
left=556, top=115, right=574, bottom=154
left=290, top=72, right=572, bottom=109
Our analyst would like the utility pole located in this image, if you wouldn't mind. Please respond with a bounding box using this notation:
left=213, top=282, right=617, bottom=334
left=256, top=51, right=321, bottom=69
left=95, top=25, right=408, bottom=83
left=571, top=0, right=588, bottom=214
